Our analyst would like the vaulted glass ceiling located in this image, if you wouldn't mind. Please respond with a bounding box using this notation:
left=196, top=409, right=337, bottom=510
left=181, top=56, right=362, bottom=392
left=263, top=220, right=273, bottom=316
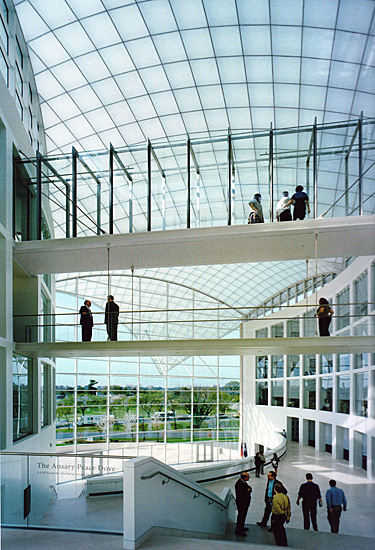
left=15, top=0, right=375, bottom=155
left=14, top=0, right=374, bottom=317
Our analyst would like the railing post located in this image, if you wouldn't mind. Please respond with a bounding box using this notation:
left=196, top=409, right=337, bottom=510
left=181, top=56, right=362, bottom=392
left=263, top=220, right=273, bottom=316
left=96, top=179, right=101, bottom=236
left=358, top=111, right=363, bottom=216
left=109, top=143, right=114, bottom=234
left=147, top=139, right=152, bottom=232
left=313, top=117, right=317, bottom=218
left=345, top=156, right=349, bottom=216
left=36, top=150, right=42, bottom=240
left=187, top=138, right=191, bottom=229
left=228, top=131, right=232, bottom=225
left=65, top=182, right=70, bottom=238
left=72, top=147, right=78, bottom=237
left=269, top=123, right=274, bottom=222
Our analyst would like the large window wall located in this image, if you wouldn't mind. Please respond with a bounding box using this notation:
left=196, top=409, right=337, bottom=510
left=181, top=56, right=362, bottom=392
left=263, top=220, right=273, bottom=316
left=56, top=355, right=240, bottom=463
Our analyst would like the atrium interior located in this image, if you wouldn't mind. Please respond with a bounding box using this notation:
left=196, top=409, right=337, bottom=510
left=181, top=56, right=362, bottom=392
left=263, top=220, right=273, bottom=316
left=1, top=1, right=375, bottom=549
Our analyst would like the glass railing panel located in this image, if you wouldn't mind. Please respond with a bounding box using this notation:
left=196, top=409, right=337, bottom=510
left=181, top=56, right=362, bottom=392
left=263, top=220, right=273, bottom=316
left=0, top=453, right=28, bottom=526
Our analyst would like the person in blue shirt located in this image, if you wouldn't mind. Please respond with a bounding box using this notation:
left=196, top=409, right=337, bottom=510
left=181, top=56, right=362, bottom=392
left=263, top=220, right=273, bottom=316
left=325, top=479, right=347, bottom=533
left=257, top=471, right=287, bottom=529
left=286, top=185, right=311, bottom=220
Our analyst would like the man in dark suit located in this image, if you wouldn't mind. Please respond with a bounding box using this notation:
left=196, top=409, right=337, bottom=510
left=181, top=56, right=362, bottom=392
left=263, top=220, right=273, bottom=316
left=79, top=299, right=93, bottom=342
left=257, top=471, right=287, bottom=529
left=296, top=473, right=322, bottom=531
left=105, top=295, right=119, bottom=341
left=235, top=472, right=252, bottom=536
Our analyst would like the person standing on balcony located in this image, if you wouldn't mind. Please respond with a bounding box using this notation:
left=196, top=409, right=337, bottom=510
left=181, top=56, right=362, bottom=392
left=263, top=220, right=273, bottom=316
left=79, top=300, right=93, bottom=342
left=316, top=297, right=334, bottom=336
left=248, top=193, right=264, bottom=224
left=286, top=185, right=311, bottom=220
left=235, top=472, right=252, bottom=536
left=276, top=191, right=292, bottom=221
left=105, top=295, right=119, bottom=341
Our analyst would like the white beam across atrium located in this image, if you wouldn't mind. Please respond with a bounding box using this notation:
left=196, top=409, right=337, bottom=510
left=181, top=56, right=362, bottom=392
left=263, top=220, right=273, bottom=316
left=15, top=335, right=374, bottom=358
left=13, top=216, right=375, bottom=276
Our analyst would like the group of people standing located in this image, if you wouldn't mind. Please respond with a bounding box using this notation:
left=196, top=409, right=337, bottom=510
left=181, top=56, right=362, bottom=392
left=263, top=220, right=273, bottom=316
left=235, top=468, right=347, bottom=546
left=79, top=296, right=120, bottom=342
left=248, top=185, right=310, bottom=224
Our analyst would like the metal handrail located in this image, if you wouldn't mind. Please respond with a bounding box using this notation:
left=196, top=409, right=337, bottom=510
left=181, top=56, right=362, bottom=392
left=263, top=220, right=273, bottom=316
left=141, top=470, right=231, bottom=510
left=0, top=451, right=137, bottom=459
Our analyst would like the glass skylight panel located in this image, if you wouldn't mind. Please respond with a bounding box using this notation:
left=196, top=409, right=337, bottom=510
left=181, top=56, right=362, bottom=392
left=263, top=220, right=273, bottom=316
left=273, top=57, right=301, bottom=84
left=40, top=103, right=61, bottom=128
left=352, top=92, right=375, bottom=118
left=54, top=22, right=95, bottom=58
left=127, top=95, right=157, bottom=121
left=98, top=127, right=124, bottom=148
left=92, top=78, right=123, bottom=104
left=326, top=88, right=355, bottom=114
left=75, top=51, right=111, bottom=82
left=237, top=0, right=270, bottom=24
left=64, top=115, right=94, bottom=140
left=116, top=71, right=147, bottom=99
left=31, top=0, right=76, bottom=29
left=190, top=58, right=220, bottom=86
left=125, top=37, right=160, bottom=69
left=47, top=123, right=75, bottom=147
left=303, top=0, right=339, bottom=29
left=171, top=0, right=207, bottom=30
left=302, top=28, right=335, bottom=60
left=228, top=107, right=251, bottom=130
left=204, top=109, right=229, bottom=131
left=181, top=28, right=214, bottom=60
left=67, top=0, right=104, bottom=18
left=138, top=118, right=166, bottom=141
left=159, top=114, right=186, bottom=137
left=248, top=83, right=273, bottom=106
left=164, top=61, right=195, bottom=89
left=48, top=94, right=81, bottom=120
left=139, top=65, right=170, bottom=94
left=106, top=101, right=135, bottom=125
left=357, top=66, right=375, bottom=93
left=29, top=33, right=70, bottom=67
left=329, top=61, right=360, bottom=90
left=301, top=58, right=330, bottom=86
left=270, top=0, right=303, bottom=26
left=111, top=4, right=149, bottom=41
left=153, top=32, right=187, bottom=63
left=210, top=26, right=243, bottom=57
left=271, top=26, right=302, bottom=57
left=119, top=122, right=145, bottom=145
left=332, top=31, right=367, bottom=64
left=217, top=57, right=246, bottom=84
left=337, top=0, right=374, bottom=34
left=244, top=56, right=272, bottom=83
left=251, top=107, right=275, bottom=129
left=223, top=84, right=248, bottom=108
left=85, top=107, right=115, bottom=132
left=15, top=1, right=49, bottom=41
left=51, top=60, right=87, bottom=91
left=300, top=85, right=326, bottom=111
left=81, top=12, right=121, bottom=49
left=182, top=111, right=208, bottom=135
left=203, top=0, right=238, bottom=26
left=150, top=91, right=179, bottom=116
left=241, top=26, right=271, bottom=55
left=274, top=84, right=299, bottom=109
left=35, top=70, right=65, bottom=100
left=99, top=44, right=135, bottom=75
left=139, top=0, right=177, bottom=34
left=275, top=108, right=299, bottom=130
left=198, top=85, right=225, bottom=109
left=174, top=87, right=201, bottom=112
left=69, top=85, right=102, bottom=112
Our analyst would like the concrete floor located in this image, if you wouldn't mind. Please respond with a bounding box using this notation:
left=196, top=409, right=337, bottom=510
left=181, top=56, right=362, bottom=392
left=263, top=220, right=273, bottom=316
left=2, top=442, right=375, bottom=549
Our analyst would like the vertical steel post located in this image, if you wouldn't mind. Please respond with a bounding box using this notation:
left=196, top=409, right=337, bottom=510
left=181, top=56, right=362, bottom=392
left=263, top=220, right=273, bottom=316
left=345, top=156, right=349, bottom=216
left=96, top=180, right=101, bottom=235
left=147, top=139, right=152, bottom=232
left=36, top=150, right=42, bottom=240
left=228, top=132, right=232, bottom=225
left=358, top=111, right=363, bottom=216
left=313, top=117, right=317, bottom=218
left=269, top=123, right=274, bottom=222
left=65, top=183, right=70, bottom=238
left=72, top=147, right=78, bottom=237
left=109, top=144, right=114, bottom=234
left=187, top=138, right=191, bottom=229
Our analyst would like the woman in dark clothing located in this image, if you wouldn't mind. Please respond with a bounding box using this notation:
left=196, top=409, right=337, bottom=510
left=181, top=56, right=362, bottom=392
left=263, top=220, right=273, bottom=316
left=316, top=298, right=334, bottom=336
left=272, top=453, right=280, bottom=474
left=287, top=185, right=311, bottom=220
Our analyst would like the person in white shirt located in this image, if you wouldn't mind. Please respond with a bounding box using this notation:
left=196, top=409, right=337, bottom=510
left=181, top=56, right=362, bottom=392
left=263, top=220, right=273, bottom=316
left=276, top=191, right=292, bottom=222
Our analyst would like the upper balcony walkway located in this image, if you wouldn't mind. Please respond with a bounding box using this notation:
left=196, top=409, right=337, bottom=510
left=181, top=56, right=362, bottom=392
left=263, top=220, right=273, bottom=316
left=15, top=335, right=374, bottom=358
left=13, top=215, right=375, bottom=276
